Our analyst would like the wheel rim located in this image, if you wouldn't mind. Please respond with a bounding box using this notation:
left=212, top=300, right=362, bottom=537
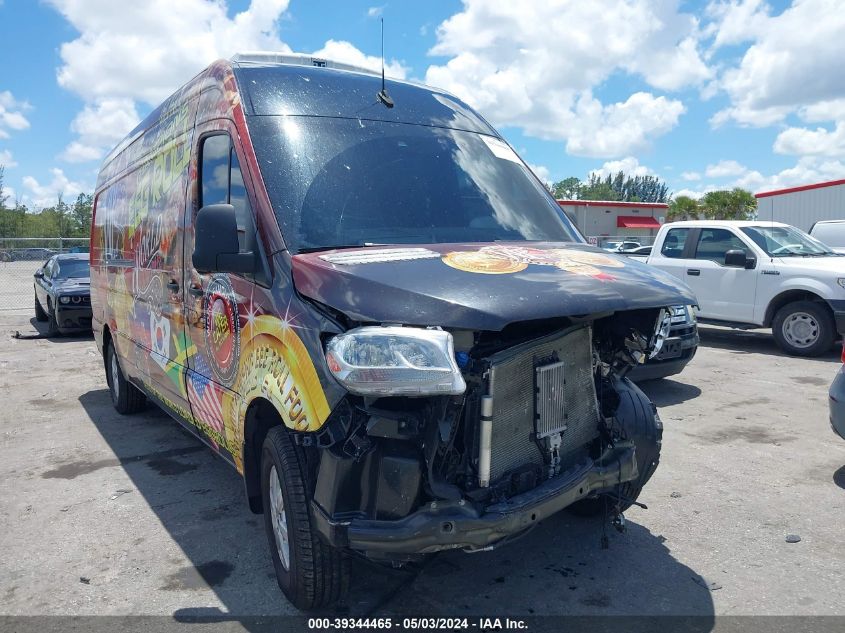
left=110, top=350, right=120, bottom=402
left=781, top=311, right=820, bottom=349
left=269, top=465, right=290, bottom=570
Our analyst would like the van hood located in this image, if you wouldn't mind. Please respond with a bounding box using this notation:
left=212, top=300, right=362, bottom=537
left=291, top=243, right=696, bottom=331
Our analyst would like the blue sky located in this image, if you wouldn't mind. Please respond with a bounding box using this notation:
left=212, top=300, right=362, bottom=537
left=1, top=0, right=844, bottom=209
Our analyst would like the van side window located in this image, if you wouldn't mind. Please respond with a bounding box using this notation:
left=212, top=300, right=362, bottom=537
left=694, top=228, right=748, bottom=264
left=200, top=134, right=254, bottom=254
left=661, top=228, right=689, bottom=258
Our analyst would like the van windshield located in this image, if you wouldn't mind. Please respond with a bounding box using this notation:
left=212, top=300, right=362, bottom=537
left=248, top=117, right=581, bottom=254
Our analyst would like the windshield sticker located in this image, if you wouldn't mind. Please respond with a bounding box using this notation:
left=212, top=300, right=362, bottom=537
left=319, top=248, right=441, bottom=265
left=479, top=135, right=522, bottom=164
left=442, top=246, right=624, bottom=279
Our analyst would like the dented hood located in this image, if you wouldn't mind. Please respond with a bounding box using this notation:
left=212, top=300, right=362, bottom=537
left=291, top=243, right=696, bottom=331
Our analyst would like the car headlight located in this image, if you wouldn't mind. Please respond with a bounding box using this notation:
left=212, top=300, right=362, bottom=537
left=59, top=296, right=71, bottom=304
left=649, top=308, right=672, bottom=359
left=325, top=326, right=466, bottom=396
left=838, top=278, right=845, bottom=290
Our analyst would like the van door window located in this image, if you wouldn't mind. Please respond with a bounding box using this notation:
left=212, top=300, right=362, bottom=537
left=661, top=228, right=689, bottom=258
left=693, top=228, right=749, bottom=263
left=199, top=134, right=254, bottom=254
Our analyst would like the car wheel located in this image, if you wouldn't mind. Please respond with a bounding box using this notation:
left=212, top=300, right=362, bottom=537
left=106, top=341, right=146, bottom=414
left=772, top=300, right=835, bottom=357
left=261, top=425, right=349, bottom=610
left=34, top=292, right=48, bottom=321
left=46, top=299, right=60, bottom=336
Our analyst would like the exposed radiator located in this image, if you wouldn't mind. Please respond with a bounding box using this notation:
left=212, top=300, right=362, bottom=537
left=485, top=326, right=601, bottom=483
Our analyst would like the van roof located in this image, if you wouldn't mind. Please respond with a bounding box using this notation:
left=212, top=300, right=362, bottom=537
left=231, top=52, right=381, bottom=78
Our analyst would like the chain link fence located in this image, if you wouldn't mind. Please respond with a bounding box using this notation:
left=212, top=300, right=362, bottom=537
left=0, top=238, right=90, bottom=311
left=587, top=235, right=657, bottom=249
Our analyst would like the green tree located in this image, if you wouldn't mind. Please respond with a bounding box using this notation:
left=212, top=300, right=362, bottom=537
left=552, top=177, right=582, bottom=200
left=578, top=171, right=670, bottom=203
left=0, top=165, right=7, bottom=211
left=668, top=195, right=700, bottom=221
left=699, top=188, right=756, bottom=220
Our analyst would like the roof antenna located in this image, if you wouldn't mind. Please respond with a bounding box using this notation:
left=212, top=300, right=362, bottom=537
left=377, top=17, right=394, bottom=108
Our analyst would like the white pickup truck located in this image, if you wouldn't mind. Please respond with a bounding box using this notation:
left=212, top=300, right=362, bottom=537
left=645, top=220, right=845, bottom=356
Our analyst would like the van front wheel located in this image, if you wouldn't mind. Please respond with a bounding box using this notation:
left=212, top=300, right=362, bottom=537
left=772, top=301, right=835, bottom=357
left=106, top=342, right=146, bottom=414
left=261, top=425, right=349, bottom=610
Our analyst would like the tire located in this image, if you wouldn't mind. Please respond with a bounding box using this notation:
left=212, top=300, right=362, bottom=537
left=35, top=292, right=48, bottom=321
left=46, top=299, right=60, bottom=336
left=772, top=300, right=835, bottom=357
left=261, top=426, right=349, bottom=610
left=568, top=378, right=662, bottom=517
left=106, top=341, right=146, bottom=414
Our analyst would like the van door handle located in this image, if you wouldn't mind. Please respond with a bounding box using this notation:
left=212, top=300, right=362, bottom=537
left=188, top=285, right=204, bottom=297
left=166, top=280, right=180, bottom=292
left=687, top=269, right=700, bottom=276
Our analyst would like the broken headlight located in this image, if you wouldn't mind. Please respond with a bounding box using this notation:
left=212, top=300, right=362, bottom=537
left=325, top=326, right=466, bottom=396
left=649, top=308, right=672, bottom=359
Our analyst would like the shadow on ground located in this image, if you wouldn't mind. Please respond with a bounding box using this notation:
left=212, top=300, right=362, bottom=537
left=638, top=378, right=702, bottom=407
left=697, top=326, right=841, bottom=362
left=78, top=388, right=715, bottom=627
left=5, top=316, right=94, bottom=343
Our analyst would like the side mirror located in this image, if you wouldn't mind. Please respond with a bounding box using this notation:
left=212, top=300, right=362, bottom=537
left=724, top=249, right=753, bottom=268
left=192, top=204, right=255, bottom=275
left=34, top=270, right=44, bottom=279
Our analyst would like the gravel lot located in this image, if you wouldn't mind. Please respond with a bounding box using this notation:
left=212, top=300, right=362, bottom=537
left=1, top=309, right=844, bottom=621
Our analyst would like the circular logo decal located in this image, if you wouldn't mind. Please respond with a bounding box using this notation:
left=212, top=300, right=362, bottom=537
left=203, top=275, right=240, bottom=386
left=442, top=250, right=528, bottom=275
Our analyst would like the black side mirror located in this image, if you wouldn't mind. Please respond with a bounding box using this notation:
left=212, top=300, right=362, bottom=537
left=192, top=204, right=254, bottom=275
left=34, top=270, right=44, bottom=279
left=724, top=249, right=751, bottom=268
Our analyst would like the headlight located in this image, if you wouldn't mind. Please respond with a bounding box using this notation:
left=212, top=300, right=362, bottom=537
left=838, top=278, right=845, bottom=289
left=59, top=296, right=71, bottom=304
left=649, top=308, right=672, bottom=359
left=325, top=326, right=466, bottom=396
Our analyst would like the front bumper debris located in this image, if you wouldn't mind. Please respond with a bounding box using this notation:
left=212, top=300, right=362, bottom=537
left=312, top=442, right=637, bottom=554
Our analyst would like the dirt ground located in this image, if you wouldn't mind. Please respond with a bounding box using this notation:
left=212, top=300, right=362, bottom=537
left=1, top=308, right=844, bottom=621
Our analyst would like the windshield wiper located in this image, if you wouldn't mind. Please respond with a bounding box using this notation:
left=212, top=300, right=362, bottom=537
left=296, top=243, right=385, bottom=254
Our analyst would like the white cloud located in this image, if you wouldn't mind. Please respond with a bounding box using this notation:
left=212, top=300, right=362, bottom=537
left=526, top=162, right=551, bottom=185
left=46, top=0, right=409, bottom=163
left=590, top=156, right=655, bottom=179
left=0, top=149, right=17, bottom=168
left=0, top=90, right=31, bottom=138
left=711, top=0, right=845, bottom=128
left=22, top=168, right=89, bottom=209
left=705, top=159, right=748, bottom=178
left=563, top=93, right=685, bottom=158
left=681, top=171, right=701, bottom=181
left=774, top=122, right=845, bottom=158
left=704, top=0, right=771, bottom=49
left=366, top=5, right=385, bottom=18
left=798, top=99, right=845, bottom=123
left=735, top=156, right=845, bottom=193
left=311, top=40, right=408, bottom=79
left=423, top=0, right=705, bottom=158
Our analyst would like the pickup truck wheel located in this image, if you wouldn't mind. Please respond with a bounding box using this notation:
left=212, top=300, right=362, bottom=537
left=106, top=342, right=146, bottom=414
left=261, top=426, right=349, bottom=610
left=35, top=292, right=48, bottom=321
left=772, top=301, right=835, bottom=357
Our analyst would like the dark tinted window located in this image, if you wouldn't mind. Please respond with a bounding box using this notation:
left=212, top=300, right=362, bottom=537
left=54, top=259, right=89, bottom=279
left=248, top=117, right=580, bottom=253
left=661, top=228, right=689, bottom=258
left=200, top=134, right=254, bottom=253
left=694, top=228, right=749, bottom=263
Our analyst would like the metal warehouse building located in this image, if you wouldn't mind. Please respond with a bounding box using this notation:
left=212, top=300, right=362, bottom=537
left=556, top=200, right=667, bottom=245
left=755, top=178, right=845, bottom=232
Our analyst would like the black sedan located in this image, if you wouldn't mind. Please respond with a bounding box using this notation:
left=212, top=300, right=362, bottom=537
left=34, top=253, right=92, bottom=335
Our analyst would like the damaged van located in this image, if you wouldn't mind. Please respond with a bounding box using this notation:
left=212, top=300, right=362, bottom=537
left=90, top=53, right=695, bottom=609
